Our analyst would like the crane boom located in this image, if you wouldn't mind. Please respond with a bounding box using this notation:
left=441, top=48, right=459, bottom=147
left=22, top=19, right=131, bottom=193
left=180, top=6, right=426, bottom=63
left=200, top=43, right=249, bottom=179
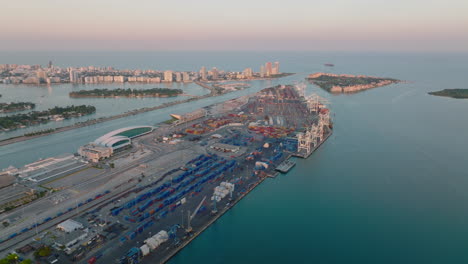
left=190, top=196, right=207, bottom=220
left=186, top=196, right=207, bottom=232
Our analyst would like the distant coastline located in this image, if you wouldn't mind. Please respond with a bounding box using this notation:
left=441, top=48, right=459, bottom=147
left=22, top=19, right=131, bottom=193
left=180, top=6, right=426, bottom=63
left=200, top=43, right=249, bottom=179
left=428, top=89, right=468, bottom=99
left=69, top=88, right=183, bottom=98
left=307, top=72, right=401, bottom=94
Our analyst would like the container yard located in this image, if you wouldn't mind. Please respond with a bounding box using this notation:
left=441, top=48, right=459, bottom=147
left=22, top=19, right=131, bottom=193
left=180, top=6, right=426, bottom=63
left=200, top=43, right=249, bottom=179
left=0, top=84, right=332, bottom=264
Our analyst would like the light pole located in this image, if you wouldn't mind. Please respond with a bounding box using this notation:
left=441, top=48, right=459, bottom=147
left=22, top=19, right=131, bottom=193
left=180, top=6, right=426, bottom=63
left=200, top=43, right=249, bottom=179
left=33, top=215, right=38, bottom=237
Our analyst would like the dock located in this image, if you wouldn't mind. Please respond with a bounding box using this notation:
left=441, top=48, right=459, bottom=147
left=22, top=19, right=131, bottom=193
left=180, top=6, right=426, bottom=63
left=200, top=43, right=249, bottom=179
left=293, top=130, right=332, bottom=159
left=275, top=159, right=296, bottom=173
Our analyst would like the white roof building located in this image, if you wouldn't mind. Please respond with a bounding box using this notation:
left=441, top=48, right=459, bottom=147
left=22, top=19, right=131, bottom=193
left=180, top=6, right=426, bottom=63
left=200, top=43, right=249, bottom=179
left=57, top=219, right=83, bottom=233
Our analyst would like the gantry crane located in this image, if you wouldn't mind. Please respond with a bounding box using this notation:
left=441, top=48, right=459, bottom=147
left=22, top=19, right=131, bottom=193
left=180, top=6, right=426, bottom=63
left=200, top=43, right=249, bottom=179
left=186, top=196, right=207, bottom=233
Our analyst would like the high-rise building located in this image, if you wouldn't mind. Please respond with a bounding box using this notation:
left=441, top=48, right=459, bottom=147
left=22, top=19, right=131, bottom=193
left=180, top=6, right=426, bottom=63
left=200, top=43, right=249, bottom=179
left=182, top=72, right=190, bottom=82
left=69, top=69, right=74, bottom=82
left=211, top=67, right=218, bottom=80
left=272, top=62, right=280, bottom=75
left=114, top=76, right=125, bottom=83
left=164, top=71, right=173, bottom=82
left=260, top=65, right=265, bottom=78
left=243, top=68, right=253, bottom=78
left=69, top=69, right=80, bottom=83
left=36, top=70, right=47, bottom=82
left=48, top=60, right=53, bottom=69
left=265, top=62, right=272, bottom=76
left=200, top=66, right=207, bottom=81
left=175, top=72, right=182, bottom=82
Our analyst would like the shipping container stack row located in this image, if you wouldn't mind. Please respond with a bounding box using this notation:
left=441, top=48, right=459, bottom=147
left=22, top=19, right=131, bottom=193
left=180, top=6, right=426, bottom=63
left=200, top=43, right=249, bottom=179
left=128, top=158, right=237, bottom=224
left=219, top=133, right=254, bottom=147
left=283, top=137, right=298, bottom=152
left=116, top=154, right=237, bottom=234
left=248, top=125, right=295, bottom=138
left=119, top=218, right=156, bottom=243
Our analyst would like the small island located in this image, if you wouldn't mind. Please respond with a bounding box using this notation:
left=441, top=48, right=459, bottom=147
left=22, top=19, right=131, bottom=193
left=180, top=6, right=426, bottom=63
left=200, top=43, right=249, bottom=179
left=0, top=102, right=35, bottom=113
left=267, top=72, right=295, bottom=78
left=307, top=73, right=400, bottom=93
left=428, top=89, right=468, bottom=99
left=0, top=105, right=96, bottom=131
left=69, top=88, right=183, bottom=98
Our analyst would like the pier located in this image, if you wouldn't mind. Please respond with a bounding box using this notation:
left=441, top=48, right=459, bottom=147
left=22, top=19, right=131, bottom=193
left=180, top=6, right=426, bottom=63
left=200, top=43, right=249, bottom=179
left=293, top=130, right=332, bottom=159
left=275, top=158, right=296, bottom=173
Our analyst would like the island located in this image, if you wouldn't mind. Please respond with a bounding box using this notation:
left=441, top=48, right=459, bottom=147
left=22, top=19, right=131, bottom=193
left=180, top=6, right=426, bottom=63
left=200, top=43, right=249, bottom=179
left=212, top=82, right=251, bottom=93
left=266, top=72, right=295, bottom=78
left=0, top=105, right=96, bottom=131
left=69, top=88, right=183, bottom=98
left=428, top=89, right=468, bottom=99
left=307, top=72, right=400, bottom=93
left=0, top=102, right=35, bottom=113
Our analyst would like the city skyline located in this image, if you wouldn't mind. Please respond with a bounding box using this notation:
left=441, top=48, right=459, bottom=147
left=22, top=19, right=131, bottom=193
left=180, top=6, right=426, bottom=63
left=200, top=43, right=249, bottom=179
left=1, top=0, right=467, bottom=52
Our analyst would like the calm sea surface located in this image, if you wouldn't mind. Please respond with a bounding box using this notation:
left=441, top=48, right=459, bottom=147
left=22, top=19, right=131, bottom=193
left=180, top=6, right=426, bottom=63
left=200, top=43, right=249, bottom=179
left=1, top=51, right=467, bottom=263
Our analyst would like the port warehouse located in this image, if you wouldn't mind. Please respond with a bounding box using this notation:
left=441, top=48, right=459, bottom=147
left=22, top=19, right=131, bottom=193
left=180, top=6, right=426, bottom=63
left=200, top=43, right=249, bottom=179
left=0, top=85, right=331, bottom=263
left=0, top=154, right=88, bottom=214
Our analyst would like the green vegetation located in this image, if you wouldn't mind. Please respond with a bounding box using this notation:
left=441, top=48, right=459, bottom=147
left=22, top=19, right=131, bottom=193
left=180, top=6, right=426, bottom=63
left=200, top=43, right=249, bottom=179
left=0, top=254, right=18, bottom=264
left=69, top=88, right=183, bottom=98
left=24, top=128, right=55, bottom=137
left=307, top=74, right=399, bottom=92
left=163, top=118, right=178, bottom=124
left=115, top=126, right=152, bottom=138
left=428, top=89, right=468, bottom=99
left=0, top=102, right=35, bottom=113
left=1, top=190, right=47, bottom=213
left=268, top=72, right=295, bottom=78
left=34, top=246, right=52, bottom=257
left=0, top=253, right=31, bottom=264
left=0, top=105, right=96, bottom=130
left=3, top=206, right=14, bottom=212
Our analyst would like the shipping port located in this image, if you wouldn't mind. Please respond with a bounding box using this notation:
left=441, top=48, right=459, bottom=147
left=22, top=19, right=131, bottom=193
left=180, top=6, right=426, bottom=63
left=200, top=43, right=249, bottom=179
left=0, top=84, right=332, bottom=264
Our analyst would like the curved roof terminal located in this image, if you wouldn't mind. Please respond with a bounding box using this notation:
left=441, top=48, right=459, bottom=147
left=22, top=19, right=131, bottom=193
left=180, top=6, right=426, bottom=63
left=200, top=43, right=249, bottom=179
left=94, top=126, right=154, bottom=150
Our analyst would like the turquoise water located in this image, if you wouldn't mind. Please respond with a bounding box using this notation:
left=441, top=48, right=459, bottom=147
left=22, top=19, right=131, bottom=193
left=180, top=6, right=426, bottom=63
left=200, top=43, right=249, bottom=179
left=1, top=52, right=468, bottom=263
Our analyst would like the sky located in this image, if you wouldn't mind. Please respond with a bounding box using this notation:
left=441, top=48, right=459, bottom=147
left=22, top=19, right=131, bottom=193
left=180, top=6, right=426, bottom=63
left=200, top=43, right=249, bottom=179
left=0, top=0, right=467, bottom=52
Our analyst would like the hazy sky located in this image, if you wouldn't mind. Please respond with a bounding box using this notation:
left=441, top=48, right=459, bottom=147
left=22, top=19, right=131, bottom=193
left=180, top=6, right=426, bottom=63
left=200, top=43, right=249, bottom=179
left=1, top=0, right=467, bottom=52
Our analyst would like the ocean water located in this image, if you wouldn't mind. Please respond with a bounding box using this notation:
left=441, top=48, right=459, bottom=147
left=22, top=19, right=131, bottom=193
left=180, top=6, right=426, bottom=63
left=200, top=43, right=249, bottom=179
left=1, top=51, right=468, bottom=263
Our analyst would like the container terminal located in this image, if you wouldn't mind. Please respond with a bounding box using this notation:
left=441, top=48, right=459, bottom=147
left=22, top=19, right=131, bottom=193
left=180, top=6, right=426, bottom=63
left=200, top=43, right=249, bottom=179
left=0, top=84, right=332, bottom=264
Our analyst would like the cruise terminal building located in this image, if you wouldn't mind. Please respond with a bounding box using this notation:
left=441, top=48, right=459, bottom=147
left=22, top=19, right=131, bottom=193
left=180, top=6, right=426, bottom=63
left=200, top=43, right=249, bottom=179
left=94, top=126, right=154, bottom=150
left=79, top=126, right=154, bottom=161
